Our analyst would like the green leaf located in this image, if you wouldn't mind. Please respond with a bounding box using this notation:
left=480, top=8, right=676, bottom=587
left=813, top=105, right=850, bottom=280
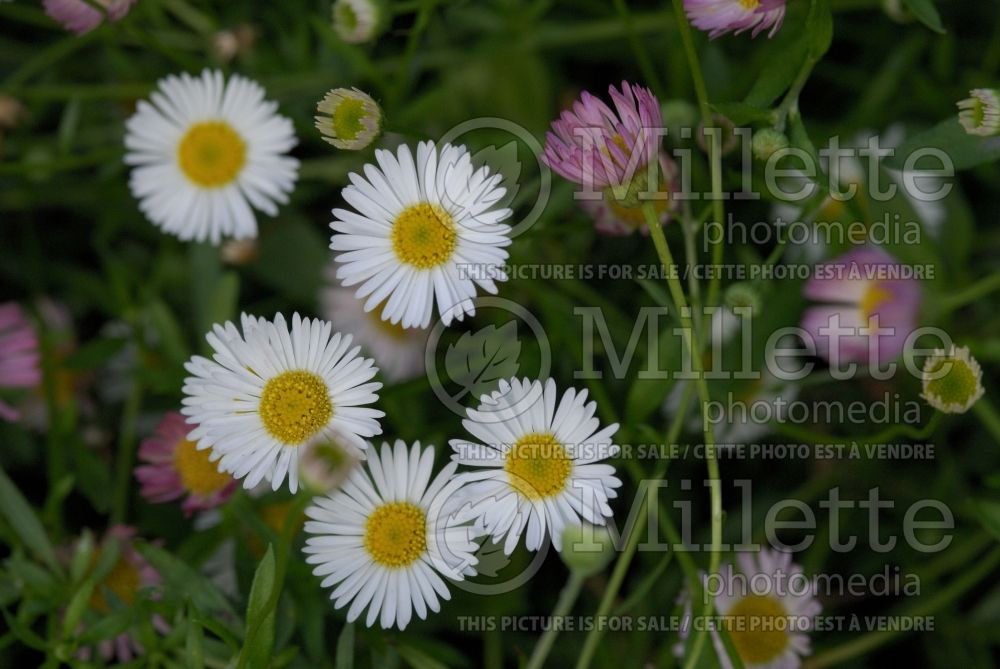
left=711, top=102, right=772, bottom=126
left=975, top=499, right=1000, bottom=542
left=885, top=118, right=1000, bottom=171
left=186, top=610, right=206, bottom=669
left=902, top=0, right=945, bottom=33
left=0, top=466, right=61, bottom=575
left=335, top=622, right=354, bottom=669
left=397, top=644, right=450, bottom=669
left=805, top=0, right=833, bottom=60
left=138, top=545, right=239, bottom=625
left=242, top=545, right=277, bottom=669
left=63, top=336, right=127, bottom=370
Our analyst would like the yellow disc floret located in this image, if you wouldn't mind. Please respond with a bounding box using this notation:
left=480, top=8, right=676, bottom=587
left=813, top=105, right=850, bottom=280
left=725, top=595, right=791, bottom=665
left=505, top=432, right=572, bottom=500
left=178, top=121, right=247, bottom=188
left=391, top=203, right=458, bottom=269
left=258, top=370, right=333, bottom=445
left=364, top=502, right=427, bottom=568
left=173, top=439, right=231, bottom=496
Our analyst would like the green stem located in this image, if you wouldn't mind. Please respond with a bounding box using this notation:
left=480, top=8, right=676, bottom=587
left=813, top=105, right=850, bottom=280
left=973, top=397, right=1000, bottom=445
left=936, top=274, right=1000, bottom=316
left=771, top=411, right=942, bottom=446
left=804, top=547, right=1000, bottom=668
left=110, top=372, right=143, bottom=525
left=669, top=0, right=725, bottom=310
left=612, top=0, right=666, bottom=97
left=525, top=572, right=586, bottom=669
left=575, top=381, right=695, bottom=669
left=643, top=203, right=722, bottom=669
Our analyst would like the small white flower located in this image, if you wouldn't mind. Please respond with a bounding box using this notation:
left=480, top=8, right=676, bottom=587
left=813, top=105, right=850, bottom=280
left=303, top=440, right=480, bottom=629
left=711, top=549, right=822, bottom=669
left=125, top=69, right=299, bottom=244
left=332, top=0, right=382, bottom=44
left=450, top=378, right=621, bottom=554
left=921, top=345, right=985, bottom=414
left=181, top=313, right=383, bottom=493
left=315, top=87, right=382, bottom=150
left=330, top=141, right=513, bottom=329
left=958, top=89, right=1000, bottom=137
left=320, top=264, right=427, bottom=382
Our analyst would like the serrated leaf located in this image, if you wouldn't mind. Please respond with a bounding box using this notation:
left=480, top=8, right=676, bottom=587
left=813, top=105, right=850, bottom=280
left=885, top=118, right=1000, bottom=171
left=902, top=0, right=945, bottom=33
left=0, top=467, right=61, bottom=575
left=444, top=321, right=521, bottom=402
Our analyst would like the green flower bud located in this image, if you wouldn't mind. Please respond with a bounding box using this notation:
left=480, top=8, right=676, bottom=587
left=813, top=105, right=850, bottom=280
left=752, top=128, right=790, bottom=161
left=724, top=282, right=762, bottom=314
left=560, top=523, right=615, bottom=576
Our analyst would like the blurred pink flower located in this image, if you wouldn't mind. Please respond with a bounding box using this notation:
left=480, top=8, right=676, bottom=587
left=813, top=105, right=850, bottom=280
left=684, top=0, right=786, bottom=39
left=43, top=0, right=137, bottom=35
left=74, top=525, right=166, bottom=664
left=801, top=246, right=921, bottom=365
left=135, top=412, right=236, bottom=516
left=0, top=302, right=41, bottom=422
left=542, top=81, right=663, bottom=191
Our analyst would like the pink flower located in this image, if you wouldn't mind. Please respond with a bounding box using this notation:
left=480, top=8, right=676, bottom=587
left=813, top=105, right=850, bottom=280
left=43, top=0, right=137, bottom=35
left=73, top=526, right=166, bottom=664
left=801, top=246, right=921, bottom=365
left=0, top=302, right=41, bottom=423
left=542, top=81, right=664, bottom=191
left=134, top=412, right=236, bottom=516
left=684, top=0, right=786, bottom=39
left=580, top=152, right=679, bottom=235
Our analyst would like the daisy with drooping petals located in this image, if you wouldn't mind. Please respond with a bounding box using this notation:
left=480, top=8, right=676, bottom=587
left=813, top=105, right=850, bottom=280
left=801, top=246, right=920, bottom=365
left=543, top=81, right=664, bottom=192
left=579, top=150, right=679, bottom=235
left=44, top=0, right=136, bottom=35
left=332, top=0, right=384, bottom=44
left=320, top=265, right=427, bottom=382
left=684, top=0, right=787, bottom=40
left=330, top=141, right=513, bottom=329
left=315, top=87, right=382, bottom=150
left=181, top=313, right=384, bottom=493
left=298, top=434, right=360, bottom=494
left=0, top=302, right=41, bottom=423
left=134, top=412, right=236, bottom=516
left=303, top=440, right=479, bottom=630
left=124, top=69, right=299, bottom=244
left=450, top=378, right=621, bottom=555
left=957, top=88, right=1000, bottom=137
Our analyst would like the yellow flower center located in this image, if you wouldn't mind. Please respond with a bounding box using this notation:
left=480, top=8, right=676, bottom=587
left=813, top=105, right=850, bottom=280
left=258, top=370, right=333, bottom=445
left=173, top=439, right=231, bottom=496
left=177, top=121, right=247, bottom=188
left=391, top=203, right=457, bottom=269
left=364, top=502, right=427, bottom=568
left=859, top=282, right=893, bottom=322
left=89, top=554, right=141, bottom=614
left=504, top=432, right=572, bottom=500
left=726, top=595, right=791, bottom=665
left=740, top=0, right=761, bottom=8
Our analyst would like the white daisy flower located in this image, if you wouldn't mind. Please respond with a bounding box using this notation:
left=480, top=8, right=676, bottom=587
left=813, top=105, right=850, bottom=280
left=332, top=0, right=383, bottom=44
left=712, top=549, right=822, bottom=669
left=124, top=69, right=299, bottom=244
left=303, top=440, right=480, bottom=630
left=450, top=378, right=621, bottom=554
left=319, top=263, right=427, bottom=383
left=181, top=313, right=383, bottom=493
left=330, top=141, right=513, bottom=329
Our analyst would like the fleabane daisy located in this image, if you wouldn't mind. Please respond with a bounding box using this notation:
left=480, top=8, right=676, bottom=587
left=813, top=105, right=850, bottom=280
left=124, top=69, right=299, bottom=244
left=330, top=141, right=513, bottom=328
left=450, top=378, right=621, bottom=554
left=181, top=313, right=383, bottom=493
left=303, top=440, right=479, bottom=630
left=684, top=0, right=787, bottom=39
left=957, top=88, right=1000, bottom=137
left=320, top=264, right=427, bottom=382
